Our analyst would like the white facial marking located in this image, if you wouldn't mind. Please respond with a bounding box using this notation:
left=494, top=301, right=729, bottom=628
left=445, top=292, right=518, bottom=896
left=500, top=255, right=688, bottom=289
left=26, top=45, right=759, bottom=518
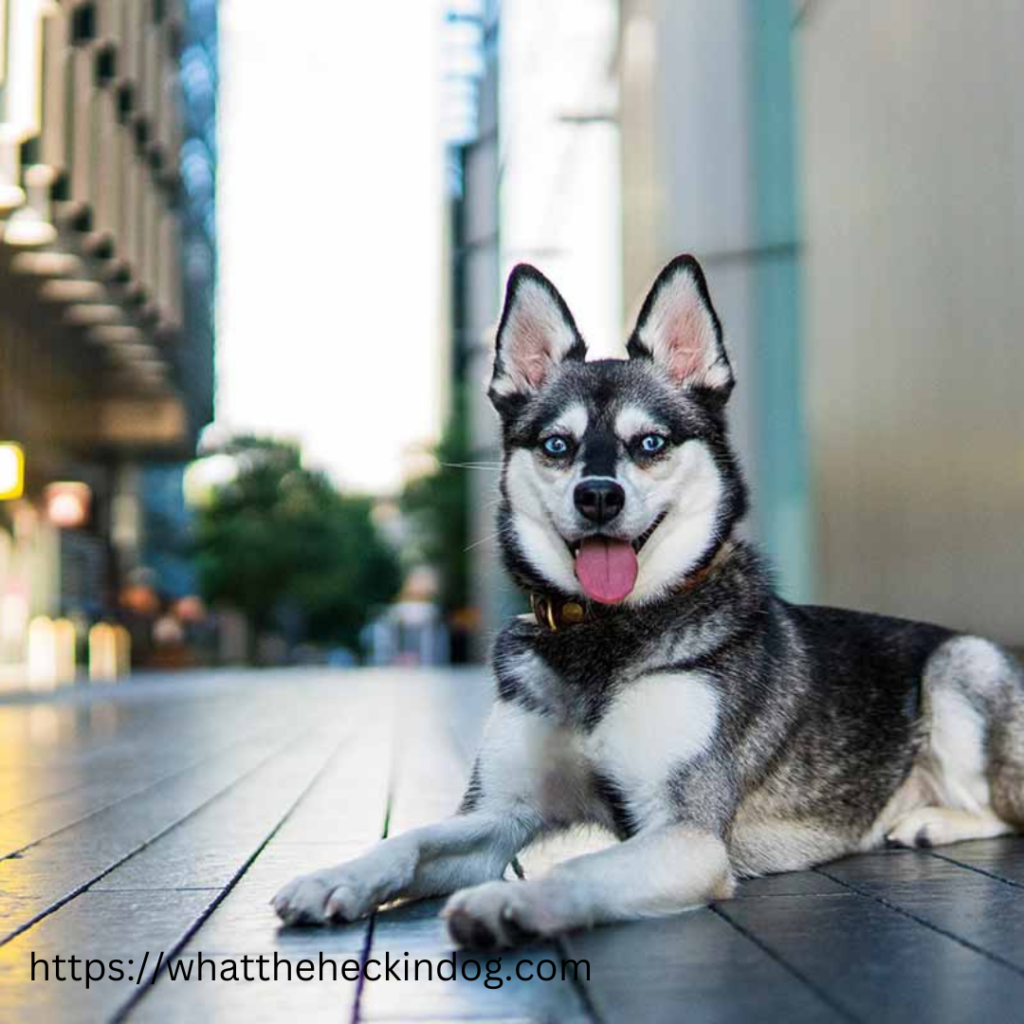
left=547, top=402, right=588, bottom=441
left=622, top=440, right=724, bottom=604
left=615, top=404, right=669, bottom=442
left=505, top=449, right=579, bottom=593
left=590, top=672, right=719, bottom=828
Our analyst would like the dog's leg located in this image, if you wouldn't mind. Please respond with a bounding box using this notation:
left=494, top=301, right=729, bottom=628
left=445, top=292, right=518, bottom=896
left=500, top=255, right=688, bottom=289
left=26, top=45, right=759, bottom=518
left=272, top=811, right=539, bottom=925
left=443, top=824, right=733, bottom=949
left=274, top=699, right=580, bottom=926
left=886, top=806, right=1015, bottom=849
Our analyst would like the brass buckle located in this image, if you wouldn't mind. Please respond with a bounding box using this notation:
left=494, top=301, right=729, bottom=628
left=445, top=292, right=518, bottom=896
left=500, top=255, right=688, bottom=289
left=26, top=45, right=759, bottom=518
left=530, top=593, right=559, bottom=632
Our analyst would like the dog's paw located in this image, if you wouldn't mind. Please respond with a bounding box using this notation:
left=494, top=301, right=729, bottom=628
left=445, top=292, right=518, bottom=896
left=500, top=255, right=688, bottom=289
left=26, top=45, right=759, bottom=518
left=442, top=881, right=564, bottom=949
left=271, top=868, right=375, bottom=926
left=887, top=805, right=971, bottom=849
left=885, top=806, right=1012, bottom=850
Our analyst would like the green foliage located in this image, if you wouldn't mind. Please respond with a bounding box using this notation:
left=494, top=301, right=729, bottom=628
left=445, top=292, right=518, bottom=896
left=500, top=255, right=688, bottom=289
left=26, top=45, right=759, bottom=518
left=401, top=386, right=470, bottom=613
left=194, top=436, right=401, bottom=650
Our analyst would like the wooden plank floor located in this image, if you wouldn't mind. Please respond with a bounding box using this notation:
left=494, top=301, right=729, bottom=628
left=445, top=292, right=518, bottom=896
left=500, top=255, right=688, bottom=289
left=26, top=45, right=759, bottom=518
left=1, top=669, right=1024, bottom=1022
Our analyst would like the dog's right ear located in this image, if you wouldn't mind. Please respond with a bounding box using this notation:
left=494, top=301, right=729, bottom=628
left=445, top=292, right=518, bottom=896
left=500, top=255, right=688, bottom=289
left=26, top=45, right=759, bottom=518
left=488, top=265, right=586, bottom=415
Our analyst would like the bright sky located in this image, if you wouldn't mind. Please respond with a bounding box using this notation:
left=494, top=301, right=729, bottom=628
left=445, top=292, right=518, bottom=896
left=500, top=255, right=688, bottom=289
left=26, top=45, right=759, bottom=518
left=216, top=1, right=445, bottom=495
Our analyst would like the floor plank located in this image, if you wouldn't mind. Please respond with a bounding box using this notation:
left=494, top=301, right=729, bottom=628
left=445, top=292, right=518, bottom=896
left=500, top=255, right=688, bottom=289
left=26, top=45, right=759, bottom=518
left=719, top=885, right=1024, bottom=1023
left=0, top=890, right=215, bottom=1022
left=0, top=730, right=305, bottom=944
left=0, top=728, right=345, bottom=1021
left=3, top=670, right=1024, bottom=1023
left=130, top=679, right=400, bottom=1022
left=0, top=728, right=285, bottom=861
left=130, top=954, right=362, bottom=1023
left=564, top=911, right=847, bottom=1024
left=0, top=676, right=340, bottom=848
left=821, top=847, right=1024, bottom=973
left=931, top=837, right=1024, bottom=888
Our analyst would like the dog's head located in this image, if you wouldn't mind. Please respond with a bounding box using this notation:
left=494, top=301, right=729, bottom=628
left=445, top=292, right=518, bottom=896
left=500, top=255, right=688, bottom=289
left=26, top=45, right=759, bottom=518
left=489, top=255, right=747, bottom=606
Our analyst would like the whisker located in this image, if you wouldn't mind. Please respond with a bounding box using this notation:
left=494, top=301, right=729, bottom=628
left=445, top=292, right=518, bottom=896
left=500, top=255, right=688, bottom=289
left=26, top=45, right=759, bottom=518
left=440, top=462, right=503, bottom=472
left=465, top=532, right=501, bottom=552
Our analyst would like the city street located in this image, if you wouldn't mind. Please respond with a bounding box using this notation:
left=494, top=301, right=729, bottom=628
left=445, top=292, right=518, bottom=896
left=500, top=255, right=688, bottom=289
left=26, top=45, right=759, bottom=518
left=1, top=670, right=1024, bottom=1022
left=3, top=1, right=1023, bottom=1021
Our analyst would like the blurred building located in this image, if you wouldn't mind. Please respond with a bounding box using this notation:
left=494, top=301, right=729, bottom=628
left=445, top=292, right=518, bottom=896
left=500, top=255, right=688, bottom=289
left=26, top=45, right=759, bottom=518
left=0, top=0, right=216, bottom=681
left=447, top=0, right=621, bottom=654
left=797, top=1, right=1024, bottom=645
left=618, top=0, right=809, bottom=601
left=627, top=0, right=1024, bottom=645
left=141, top=0, right=217, bottom=606
left=453, top=0, right=1024, bottom=651
left=443, top=0, right=502, bottom=657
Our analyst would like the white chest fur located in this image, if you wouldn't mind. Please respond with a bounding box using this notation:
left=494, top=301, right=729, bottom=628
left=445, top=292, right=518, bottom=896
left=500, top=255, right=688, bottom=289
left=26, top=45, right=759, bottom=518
left=478, top=672, right=720, bottom=831
left=589, top=672, right=719, bottom=827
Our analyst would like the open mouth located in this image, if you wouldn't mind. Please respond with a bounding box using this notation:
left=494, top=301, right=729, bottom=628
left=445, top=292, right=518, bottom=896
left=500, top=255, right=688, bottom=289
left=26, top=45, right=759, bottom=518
left=565, top=511, right=667, bottom=605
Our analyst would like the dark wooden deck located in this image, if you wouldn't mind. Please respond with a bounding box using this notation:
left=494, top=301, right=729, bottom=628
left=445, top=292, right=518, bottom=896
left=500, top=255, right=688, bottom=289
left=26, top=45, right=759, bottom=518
left=2, top=669, right=1024, bottom=1022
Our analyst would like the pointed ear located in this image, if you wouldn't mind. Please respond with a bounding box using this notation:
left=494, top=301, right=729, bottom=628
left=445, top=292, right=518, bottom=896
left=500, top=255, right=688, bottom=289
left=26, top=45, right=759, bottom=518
left=627, top=255, right=734, bottom=397
left=489, top=265, right=587, bottom=412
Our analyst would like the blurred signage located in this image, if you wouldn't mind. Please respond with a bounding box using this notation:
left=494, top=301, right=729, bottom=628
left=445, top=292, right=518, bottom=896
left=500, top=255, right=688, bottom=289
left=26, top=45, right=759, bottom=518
left=119, top=584, right=160, bottom=617
left=44, top=481, right=92, bottom=528
left=174, top=595, right=207, bottom=623
left=0, top=443, right=25, bottom=500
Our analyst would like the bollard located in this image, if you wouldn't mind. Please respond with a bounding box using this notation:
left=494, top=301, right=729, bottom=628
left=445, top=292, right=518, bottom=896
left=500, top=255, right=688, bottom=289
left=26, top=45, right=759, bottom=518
left=114, top=626, right=131, bottom=679
left=27, top=616, right=57, bottom=691
left=53, top=619, right=76, bottom=686
left=88, top=623, right=118, bottom=683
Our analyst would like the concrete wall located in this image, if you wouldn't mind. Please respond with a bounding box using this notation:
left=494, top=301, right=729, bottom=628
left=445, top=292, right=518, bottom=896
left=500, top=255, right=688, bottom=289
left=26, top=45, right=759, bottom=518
left=619, top=0, right=811, bottom=599
left=798, top=1, right=1024, bottom=643
left=464, top=0, right=623, bottom=652
left=461, top=7, right=508, bottom=656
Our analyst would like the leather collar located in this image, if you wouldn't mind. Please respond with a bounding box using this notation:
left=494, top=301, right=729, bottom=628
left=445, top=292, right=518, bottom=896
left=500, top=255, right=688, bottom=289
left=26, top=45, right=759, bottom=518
left=529, top=540, right=734, bottom=633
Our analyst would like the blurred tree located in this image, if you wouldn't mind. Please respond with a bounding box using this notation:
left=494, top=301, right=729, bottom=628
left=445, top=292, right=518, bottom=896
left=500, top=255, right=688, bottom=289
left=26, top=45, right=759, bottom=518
left=401, top=385, right=471, bottom=615
left=194, top=436, right=401, bottom=652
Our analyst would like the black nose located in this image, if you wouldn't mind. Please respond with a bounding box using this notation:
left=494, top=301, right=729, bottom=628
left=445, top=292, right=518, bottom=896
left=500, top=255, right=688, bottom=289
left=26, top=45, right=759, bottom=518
left=574, top=479, right=625, bottom=525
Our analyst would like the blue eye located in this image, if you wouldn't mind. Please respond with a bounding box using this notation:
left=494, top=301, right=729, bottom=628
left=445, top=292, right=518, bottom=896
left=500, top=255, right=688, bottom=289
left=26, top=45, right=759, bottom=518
left=542, top=436, right=571, bottom=457
left=640, top=434, right=667, bottom=454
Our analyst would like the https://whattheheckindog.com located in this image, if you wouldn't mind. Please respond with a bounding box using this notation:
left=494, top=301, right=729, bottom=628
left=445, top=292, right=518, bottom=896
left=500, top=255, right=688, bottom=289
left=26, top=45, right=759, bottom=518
left=29, top=948, right=590, bottom=990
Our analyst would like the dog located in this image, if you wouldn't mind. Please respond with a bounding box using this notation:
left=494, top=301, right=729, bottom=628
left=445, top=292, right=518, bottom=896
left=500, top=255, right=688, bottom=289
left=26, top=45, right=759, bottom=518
left=273, top=255, right=1024, bottom=949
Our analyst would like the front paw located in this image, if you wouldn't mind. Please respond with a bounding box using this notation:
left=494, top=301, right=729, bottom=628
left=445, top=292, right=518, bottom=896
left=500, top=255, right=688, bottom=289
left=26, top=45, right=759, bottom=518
left=442, top=881, right=564, bottom=949
left=272, top=867, right=375, bottom=926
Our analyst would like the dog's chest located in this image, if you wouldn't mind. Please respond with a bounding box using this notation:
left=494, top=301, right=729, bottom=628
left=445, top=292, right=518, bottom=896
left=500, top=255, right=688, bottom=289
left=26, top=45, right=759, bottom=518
left=483, top=665, right=721, bottom=832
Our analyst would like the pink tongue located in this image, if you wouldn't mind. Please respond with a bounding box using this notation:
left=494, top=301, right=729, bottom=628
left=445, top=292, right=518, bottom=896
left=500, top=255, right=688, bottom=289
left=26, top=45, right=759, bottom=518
left=575, top=537, right=638, bottom=604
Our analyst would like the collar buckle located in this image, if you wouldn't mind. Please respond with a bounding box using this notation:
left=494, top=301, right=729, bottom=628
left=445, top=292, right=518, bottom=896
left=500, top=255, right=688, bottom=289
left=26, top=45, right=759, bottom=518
left=531, top=593, right=559, bottom=632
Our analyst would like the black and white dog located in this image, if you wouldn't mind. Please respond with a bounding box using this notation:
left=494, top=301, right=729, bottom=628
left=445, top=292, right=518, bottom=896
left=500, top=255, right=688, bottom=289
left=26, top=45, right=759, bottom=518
left=274, top=255, right=1024, bottom=948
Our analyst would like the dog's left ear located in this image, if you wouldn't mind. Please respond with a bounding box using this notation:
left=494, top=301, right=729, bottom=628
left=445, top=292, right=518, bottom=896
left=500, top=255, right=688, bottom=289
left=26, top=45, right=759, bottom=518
left=489, top=264, right=587, bottom=414
left=627, top=255, right=734, bottom=399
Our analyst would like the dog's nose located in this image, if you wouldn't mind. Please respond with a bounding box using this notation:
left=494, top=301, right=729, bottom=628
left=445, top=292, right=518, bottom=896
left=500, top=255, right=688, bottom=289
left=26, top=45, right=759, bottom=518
left=574, top=479, right=625, bottom=525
